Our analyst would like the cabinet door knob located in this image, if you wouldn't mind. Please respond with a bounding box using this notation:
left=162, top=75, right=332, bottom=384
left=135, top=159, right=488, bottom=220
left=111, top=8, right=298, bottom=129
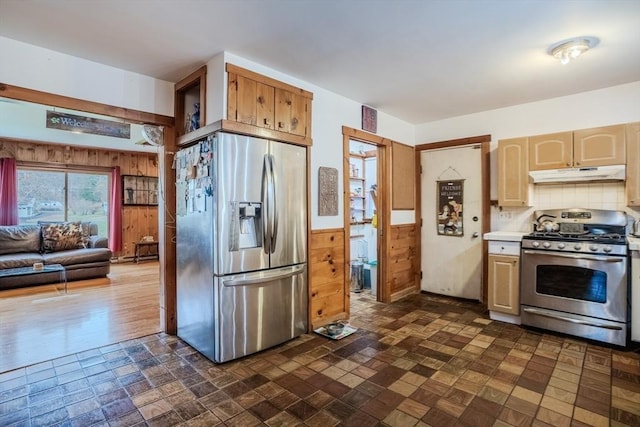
left=263, top=118, right=271, bottom=125
left=278, top=122, right=285, bottom=128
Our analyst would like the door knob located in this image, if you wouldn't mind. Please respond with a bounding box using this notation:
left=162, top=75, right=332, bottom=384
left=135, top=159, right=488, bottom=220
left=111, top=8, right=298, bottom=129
left=472, top=232, right=479, bottom=238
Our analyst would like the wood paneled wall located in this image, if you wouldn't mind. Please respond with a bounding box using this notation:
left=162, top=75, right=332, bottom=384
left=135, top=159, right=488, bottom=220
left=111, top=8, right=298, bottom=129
left=1, top=138, right=158, bottom=258
left=388, top=223, right=419, bottom=302
left=309, top=228, right=347, bottom=329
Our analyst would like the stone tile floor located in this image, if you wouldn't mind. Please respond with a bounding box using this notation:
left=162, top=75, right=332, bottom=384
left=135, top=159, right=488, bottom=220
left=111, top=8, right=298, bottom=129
left=1, top=292, right=639, bottom=427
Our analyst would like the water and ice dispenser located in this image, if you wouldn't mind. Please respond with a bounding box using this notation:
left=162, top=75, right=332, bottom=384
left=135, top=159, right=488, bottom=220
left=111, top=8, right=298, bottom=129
left=229, top=201, right=262, bottom=251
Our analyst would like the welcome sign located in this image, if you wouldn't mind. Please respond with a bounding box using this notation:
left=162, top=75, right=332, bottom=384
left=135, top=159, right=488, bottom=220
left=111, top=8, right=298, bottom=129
left=437, top=179, right=464, bottom=236
left=46, top=111, right=131, bottom=139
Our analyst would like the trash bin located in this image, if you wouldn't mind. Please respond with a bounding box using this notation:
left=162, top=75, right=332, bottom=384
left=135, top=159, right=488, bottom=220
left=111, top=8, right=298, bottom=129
left=350, top=261, right=364, bottom=293
left=368, top=260, right=377, bottom=296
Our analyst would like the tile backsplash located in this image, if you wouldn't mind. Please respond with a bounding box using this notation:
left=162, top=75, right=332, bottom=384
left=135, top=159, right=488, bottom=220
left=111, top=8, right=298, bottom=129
left=492, top=182, right=640, bottom=233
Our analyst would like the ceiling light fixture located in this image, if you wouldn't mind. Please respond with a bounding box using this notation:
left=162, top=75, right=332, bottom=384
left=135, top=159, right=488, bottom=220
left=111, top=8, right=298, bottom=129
left=548, top=36, right=599, bottom=65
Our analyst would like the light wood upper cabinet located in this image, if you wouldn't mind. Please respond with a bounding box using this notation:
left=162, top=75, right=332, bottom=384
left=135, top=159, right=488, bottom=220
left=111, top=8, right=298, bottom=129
left=529, top=132, right=572, bottom=170
left=529, top=126, right=625, bottom=170
left=574, top=125, right=626, bottom=167
left=625, top=122, right=640, bottom=206
left=275, top=88, right=309, bottom=137
left=234, top=74, right=258, bottom=126
left=226, top=63, right=313, bottom=145
left=488, top=254, right=519, bottom=315
left=498, top=137, right=529, bottom=207
left=256, top=82, right=276, bottom=130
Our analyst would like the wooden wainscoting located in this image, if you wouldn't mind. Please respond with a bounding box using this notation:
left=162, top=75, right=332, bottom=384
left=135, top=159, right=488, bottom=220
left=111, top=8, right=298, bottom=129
left=388, top=223, right=419, bottom=302
left=309, top=228, right=346, bottom=329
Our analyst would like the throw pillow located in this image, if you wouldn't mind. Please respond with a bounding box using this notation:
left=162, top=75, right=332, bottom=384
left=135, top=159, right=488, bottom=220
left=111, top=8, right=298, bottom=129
left=79, top=222, right=91, bottom=248
left=41, top=222, right=84, bottom=253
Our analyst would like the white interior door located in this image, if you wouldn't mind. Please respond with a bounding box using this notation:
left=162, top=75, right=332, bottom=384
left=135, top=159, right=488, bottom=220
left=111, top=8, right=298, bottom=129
left=420, top=145, right=482, bottom=300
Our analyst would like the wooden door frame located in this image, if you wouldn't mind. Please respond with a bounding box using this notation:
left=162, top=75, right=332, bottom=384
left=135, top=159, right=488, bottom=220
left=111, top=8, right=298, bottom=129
left=415, top=135, right=491, bottom=305
left=342, top=126, right=391, bottom=304
left=0, top=83, right=177, bottom=332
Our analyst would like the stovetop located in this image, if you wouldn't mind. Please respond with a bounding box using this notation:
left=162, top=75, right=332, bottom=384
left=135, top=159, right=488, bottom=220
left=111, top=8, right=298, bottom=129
left=523, top=208, right=629, bottom=255
left=524, top=231, right=626, bottom=245
left=521, top=235, right=628, bottom=255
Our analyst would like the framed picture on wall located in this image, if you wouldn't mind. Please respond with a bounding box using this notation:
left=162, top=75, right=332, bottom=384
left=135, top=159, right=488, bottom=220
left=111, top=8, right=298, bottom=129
left=122, top=175, right=158, bottom=206
left=362, top=105, right=377, bottom=133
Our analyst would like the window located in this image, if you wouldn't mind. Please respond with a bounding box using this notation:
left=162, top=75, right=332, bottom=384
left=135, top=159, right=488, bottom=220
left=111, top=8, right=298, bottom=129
left=17, top=168, right=109, bottom=237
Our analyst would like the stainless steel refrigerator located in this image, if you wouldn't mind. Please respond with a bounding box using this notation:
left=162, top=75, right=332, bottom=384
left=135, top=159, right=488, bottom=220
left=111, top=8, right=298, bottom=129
left=175, top=131, right=307, bottom=363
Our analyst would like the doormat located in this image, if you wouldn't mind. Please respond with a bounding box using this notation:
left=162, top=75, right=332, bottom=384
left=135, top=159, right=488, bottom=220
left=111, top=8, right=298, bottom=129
left=314, top=324, right=358, bottom=340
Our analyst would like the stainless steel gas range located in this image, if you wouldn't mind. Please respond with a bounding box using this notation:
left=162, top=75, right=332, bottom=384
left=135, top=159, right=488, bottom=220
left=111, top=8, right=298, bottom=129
left=520, top=208, right=630, bottom=346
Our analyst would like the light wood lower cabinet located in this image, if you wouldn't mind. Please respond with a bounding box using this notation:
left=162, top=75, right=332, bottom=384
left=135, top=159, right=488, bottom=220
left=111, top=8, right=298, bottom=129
left=488, top=254, right=520, bottom=315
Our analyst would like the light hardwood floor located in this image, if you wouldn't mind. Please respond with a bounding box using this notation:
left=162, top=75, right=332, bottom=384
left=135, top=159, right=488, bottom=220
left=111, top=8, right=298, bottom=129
left=0, top=262, right=161, bottom=373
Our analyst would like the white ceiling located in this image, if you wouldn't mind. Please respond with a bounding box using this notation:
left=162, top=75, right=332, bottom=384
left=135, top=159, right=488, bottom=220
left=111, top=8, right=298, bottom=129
left=0, top=0, right=639, bottom=125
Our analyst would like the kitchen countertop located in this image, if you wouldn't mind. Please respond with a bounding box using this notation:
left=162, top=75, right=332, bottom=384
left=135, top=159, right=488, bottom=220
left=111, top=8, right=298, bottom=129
left=629, top=236, right=640, bottom=251
left=483, top=231, right=528, bottom=242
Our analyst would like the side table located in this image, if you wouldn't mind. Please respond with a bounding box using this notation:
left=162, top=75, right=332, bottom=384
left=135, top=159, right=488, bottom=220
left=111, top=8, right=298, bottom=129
left=134, top=241, right=159, bottom=263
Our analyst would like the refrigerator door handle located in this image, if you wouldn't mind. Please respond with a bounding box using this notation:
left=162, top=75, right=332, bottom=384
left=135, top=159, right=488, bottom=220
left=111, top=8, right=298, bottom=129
left=223, top=264, right=305, bottom=287
left=269, top=154, right=278, bottom=254
left=261, top=155, right=271, bottom=254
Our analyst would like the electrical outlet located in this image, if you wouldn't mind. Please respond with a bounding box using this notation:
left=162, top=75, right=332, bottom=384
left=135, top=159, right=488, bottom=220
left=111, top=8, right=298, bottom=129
left=498, top=211, right=513, bottom=220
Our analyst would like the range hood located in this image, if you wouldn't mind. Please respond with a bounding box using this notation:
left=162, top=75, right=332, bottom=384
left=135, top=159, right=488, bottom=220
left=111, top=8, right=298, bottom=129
left=529, top=164, right=626, bottom=184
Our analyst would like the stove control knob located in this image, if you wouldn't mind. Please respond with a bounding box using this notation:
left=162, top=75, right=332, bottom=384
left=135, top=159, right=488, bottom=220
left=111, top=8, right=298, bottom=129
left=542, top=242, right=551, bottom=248
left=532, top=241, right=540, bottom=248
left=589, top=245, right=598, bottom=252
left=574, top=244, right=582, bottom=251
left=557, top=243, right=566, bottom=249
left=603, top=246, right=612, bottom=253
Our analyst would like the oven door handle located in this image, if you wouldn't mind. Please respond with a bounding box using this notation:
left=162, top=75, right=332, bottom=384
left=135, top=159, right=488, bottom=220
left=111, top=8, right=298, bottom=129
left=523, top=308, right=623, bottom=330
left=522, top=250, right=624, bottom=263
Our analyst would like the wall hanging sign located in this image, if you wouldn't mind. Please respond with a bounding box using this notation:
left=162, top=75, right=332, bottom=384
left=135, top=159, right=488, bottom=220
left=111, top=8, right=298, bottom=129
left=318, top=166, right=338, bottom=216
left=437, top=179, right=464, bottom=236
left=46, top=111, right=131, bottom=139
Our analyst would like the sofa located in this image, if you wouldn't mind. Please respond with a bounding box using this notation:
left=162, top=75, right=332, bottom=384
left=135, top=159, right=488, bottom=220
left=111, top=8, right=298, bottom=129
left=0, top=222, right=112, bottom=290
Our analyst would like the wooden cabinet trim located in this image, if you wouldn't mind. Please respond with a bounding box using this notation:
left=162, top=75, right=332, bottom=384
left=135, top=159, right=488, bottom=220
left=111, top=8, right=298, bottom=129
left=220, top=120, right=312, bottom=147
left=226, top=63, right=313, bottom=99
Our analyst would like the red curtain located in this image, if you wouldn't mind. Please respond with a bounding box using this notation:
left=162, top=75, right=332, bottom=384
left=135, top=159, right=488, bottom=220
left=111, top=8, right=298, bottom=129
left=0, top=158, right=19, bottom=226
left=109, top=166, right=122, bottom=252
